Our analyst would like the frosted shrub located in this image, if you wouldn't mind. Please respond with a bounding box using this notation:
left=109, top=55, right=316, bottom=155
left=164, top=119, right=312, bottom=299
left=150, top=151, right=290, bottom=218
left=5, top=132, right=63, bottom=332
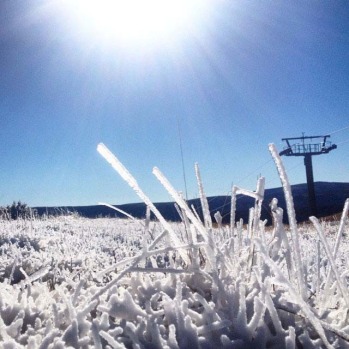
left=0, top=143, right=348, bottom=348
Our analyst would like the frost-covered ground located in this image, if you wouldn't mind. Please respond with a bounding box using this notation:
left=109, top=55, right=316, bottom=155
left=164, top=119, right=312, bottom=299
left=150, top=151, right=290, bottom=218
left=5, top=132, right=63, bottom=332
left=0, top=212, right=349, bottom=349
left=0, top=144, right=348, bottom=348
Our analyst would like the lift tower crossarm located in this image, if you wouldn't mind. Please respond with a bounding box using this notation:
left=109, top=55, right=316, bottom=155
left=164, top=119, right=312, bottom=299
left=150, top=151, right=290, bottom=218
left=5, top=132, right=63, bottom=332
left=279, top=134, right=337, bottom=217
left=280, top=135, right=337, bottom=157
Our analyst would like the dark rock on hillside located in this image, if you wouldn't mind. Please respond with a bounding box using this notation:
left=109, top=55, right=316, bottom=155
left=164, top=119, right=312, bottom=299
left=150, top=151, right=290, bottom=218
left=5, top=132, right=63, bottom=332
left=34, top=182, right=349, bottom=225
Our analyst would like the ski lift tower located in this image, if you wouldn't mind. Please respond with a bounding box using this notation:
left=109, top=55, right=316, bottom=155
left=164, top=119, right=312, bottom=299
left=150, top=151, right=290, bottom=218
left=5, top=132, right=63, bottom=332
left=279, top=134, right=337, bottom=217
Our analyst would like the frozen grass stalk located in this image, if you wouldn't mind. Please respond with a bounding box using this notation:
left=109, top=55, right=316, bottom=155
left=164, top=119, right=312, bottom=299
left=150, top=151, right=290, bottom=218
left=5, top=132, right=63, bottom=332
left=152, top=166, right=209, bottom=244
left=333, top=198, right=349, bottom=260
left=268, top=143, right=306, bottom=301
left=98, top=202, right=135, bottom=220
left=324, top=198, right=349, bottom=296
left=195, top=163, right=212, bottom=229
left=97, top=143, right=189, bottom=265
left=153, top=166, right=218, bottom=273
left=310, top=216, right=349, bottom=308
left=255, top=238, right=334, bottom=349
left=253, top=177, right=265, bottom=237
left=230, top=185, right=238, bottom=238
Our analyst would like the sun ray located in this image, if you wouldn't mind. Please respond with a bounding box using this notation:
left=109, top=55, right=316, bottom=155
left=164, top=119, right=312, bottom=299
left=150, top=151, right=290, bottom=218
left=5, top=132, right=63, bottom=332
left=70, top=0, right=209, bottom=45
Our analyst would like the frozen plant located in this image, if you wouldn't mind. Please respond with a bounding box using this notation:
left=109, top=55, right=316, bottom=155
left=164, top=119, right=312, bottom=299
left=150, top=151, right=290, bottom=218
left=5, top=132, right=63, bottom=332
left=0, top=143, right=348, bottom=348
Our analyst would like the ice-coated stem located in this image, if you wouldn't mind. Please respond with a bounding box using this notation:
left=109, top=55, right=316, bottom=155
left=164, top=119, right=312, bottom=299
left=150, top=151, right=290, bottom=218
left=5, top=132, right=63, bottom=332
left=97, top=143, right=189, bottom=265
left=230, top=178, right=265, bottom=239
left=333, top=198, right=349, bottom=259
left=153, top=166, right=219, bottom=273
left=255, top=238, right=334, bottom=349
left=230, top=185, right=238, bottom=238
left=248, top=207, right=254, bottom=239
left=316, top=239, right=321, bottom=297
left=322, top=199, right=349, bottom=303
left=96, top=240, right=206, bottom=278
left=152, top=166, right=209, bottom=244
left=269, top=143, right=306, bottom=301
left=98, top=202, right=135, bottom=220
left=324, top=198, right=349, bottom=295
left=253, top=177, right=265, bottom=236
left=310, top=216, right=349, bottom=309
left=195, top=163, right=212, bottom=229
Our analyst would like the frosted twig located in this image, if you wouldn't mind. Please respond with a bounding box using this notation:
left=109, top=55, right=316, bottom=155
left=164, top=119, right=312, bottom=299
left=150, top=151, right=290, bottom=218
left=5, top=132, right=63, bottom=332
left=197, top=320, right=232, bottom=335
left=253, top=177, right=265, bottom=237
left=148, top=229, right=168, bottom=250
left=230, top=185, right=238, bottom=237
left=235, top=187, right=263, bottom=201
left=174, top=203, right=184, bottom=222
left=191, top=204, right=202, bottom=224
left=248, top=207, right=254, bottom=239
left=98, top=202, right=135, bottom=221
left=0, top=313, right=11, bottom=342
left=333, top=198, right=349, bottom=260
left=195, top=163, right=212, bottom=229
left=323, top=199, right=349, bottom=296
left=316, top=239, right=321, bottom=297
left=38, top=329, right=61, bottom=349
left=9, top=256, right=18, bottom=285
left=99, top=330, right=125, bottom=349
left=27, top=266, right=50, bottom=284
left=144, top=205, right=151, bottom=236
left=253, top=268, right=284, bottom=335
left=19, top=267, right=29, bottom=280
left=96, top=241, right=206, bottom=278
left=255, top=238, right=334, bottom=349
left=285, top=326, right=296, bottom=349
left=277, top=304, right=349, bottom=343
left=91, top=253, right=145, bottom=300
left=129, top=267, right=194, bottom=274
left=310, top=216, right=349, bottom=309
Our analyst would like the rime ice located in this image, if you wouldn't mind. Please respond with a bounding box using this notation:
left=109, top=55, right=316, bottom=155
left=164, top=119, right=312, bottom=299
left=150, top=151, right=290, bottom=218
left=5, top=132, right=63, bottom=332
left=0, top=144, right=348, bottom=348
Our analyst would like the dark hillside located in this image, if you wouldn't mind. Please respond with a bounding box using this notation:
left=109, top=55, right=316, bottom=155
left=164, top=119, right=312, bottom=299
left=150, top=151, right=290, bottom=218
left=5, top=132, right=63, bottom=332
left=34, top=182, right=349, bottom=225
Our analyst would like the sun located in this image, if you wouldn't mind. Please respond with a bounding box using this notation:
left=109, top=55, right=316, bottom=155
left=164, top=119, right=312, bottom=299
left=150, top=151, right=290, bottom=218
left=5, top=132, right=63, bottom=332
left=72, top=0, right=207, bottom=45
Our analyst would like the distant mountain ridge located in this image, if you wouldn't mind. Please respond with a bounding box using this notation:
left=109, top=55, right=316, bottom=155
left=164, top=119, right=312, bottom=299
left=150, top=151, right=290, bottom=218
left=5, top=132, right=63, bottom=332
left=34, top=182, right=349, bottom=224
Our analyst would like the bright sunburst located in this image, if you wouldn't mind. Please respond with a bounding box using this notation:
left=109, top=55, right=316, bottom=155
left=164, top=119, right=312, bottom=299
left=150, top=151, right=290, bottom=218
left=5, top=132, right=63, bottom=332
left=72, top=0, right=207, bottom=44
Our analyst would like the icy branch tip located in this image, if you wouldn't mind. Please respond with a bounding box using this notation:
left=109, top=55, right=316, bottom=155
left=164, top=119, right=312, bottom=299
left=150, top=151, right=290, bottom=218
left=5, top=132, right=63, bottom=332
left=97, top=142, right=108, bottom=156
left=152, top=166, right=160, bottom=174
left=97, top=142, right=105, bottom=150
left=97, top=143, right=115, bottom=163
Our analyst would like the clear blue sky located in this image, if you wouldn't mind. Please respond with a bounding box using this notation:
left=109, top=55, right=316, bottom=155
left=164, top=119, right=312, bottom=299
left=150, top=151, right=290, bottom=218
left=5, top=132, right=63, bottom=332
left=0, top=0, right=348, bottom=207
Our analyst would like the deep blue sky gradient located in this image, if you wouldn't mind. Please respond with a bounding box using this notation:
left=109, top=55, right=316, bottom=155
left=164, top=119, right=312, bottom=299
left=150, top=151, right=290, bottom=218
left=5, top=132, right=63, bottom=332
left=0, top=0, right=348, bottom=207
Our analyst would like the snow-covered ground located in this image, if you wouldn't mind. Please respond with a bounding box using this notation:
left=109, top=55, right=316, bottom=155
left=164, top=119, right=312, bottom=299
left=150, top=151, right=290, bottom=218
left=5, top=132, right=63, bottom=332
left=0, top=203, right=348, bottom=348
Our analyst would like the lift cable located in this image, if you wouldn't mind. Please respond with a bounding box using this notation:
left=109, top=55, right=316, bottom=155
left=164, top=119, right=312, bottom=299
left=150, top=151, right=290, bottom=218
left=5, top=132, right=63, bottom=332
left=336, top=139, right=349, bottom=146
left=328, top=125, right=349, bottom=135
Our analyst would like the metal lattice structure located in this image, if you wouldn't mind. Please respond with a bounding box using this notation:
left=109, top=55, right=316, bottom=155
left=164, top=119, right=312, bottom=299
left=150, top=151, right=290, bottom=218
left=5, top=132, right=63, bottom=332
left=280, top=135, right=337, bottom=217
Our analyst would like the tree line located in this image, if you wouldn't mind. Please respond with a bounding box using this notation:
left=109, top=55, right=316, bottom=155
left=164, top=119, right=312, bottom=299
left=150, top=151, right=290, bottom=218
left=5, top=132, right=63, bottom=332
left=0, top=201, right=36, bottom=220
